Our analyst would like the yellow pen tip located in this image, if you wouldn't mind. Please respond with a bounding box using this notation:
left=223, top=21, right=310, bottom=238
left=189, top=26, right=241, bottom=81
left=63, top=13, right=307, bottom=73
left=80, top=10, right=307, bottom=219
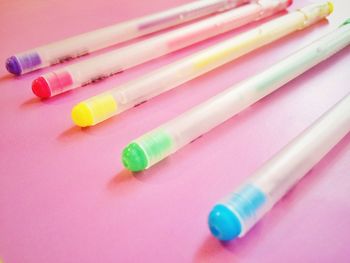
left=327, top=1, right=334, bottom=14
left=72, top=102, right=94, bottom=127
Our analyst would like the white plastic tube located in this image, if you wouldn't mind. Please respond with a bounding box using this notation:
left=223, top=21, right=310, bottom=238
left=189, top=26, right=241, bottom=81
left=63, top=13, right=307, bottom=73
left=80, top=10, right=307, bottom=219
left=71, top=2, right=333, bottom=128
left=119, top=16, right=349, bottom=172
left=208, top=91, right=350, bottom=241
left=6, top=0, right=249, bottom=75
left=32, top=0, right=291, bottom=98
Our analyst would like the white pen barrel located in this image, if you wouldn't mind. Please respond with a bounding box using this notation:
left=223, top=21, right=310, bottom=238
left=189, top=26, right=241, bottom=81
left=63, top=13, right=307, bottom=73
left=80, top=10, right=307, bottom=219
left=209, top=93, right=350, bottom=241
left=34, top=0, right=291, bottom=98
left=125, top=18, right=350, bottom=168
left=252, top=93, right=350, bottom=205
left=7, top=0, right=243, bottom=75
left=110, top=3, right=332, bottom=115
left=71, top=3, right=332, bottom=128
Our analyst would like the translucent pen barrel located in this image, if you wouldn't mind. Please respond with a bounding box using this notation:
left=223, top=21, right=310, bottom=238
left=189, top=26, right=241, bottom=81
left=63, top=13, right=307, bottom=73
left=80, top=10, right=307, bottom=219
left=209, top=92, right=350, bottom=241
left=32, top=0, right=291, bottom=98
left=6, top=0, right=247, bottom=75
left=120, top=17, right=349, bottom=172
left=71, top=2, right=333, bottom=128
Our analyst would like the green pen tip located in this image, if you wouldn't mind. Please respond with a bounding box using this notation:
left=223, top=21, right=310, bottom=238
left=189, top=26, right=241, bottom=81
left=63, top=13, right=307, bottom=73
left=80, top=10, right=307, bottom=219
left=341, top=18, right=350, bottom=27
left=122, top=143, right=148, bottom=172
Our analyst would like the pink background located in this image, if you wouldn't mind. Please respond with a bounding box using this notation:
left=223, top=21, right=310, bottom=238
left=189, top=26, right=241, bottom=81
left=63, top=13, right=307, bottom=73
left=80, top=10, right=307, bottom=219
left=0, top=0, right=349, bottom=262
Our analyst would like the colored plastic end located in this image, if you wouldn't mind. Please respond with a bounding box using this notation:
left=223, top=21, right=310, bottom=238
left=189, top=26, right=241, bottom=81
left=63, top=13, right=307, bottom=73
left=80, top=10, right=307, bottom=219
left=122, top=143, right=148, bottom=172
left=209, top=184, right=267, bottom=240
left=327, top=1, right=334, bottom=14
left=71, top=94, right=117, bottom=127
left=32, top=77, right=51, bottom=98
left=6, top=56, right=22, bottom=75
left=71, top=102, right=94, bottom=127
left=33, top=71, right=74, bottom=98
left=341, top=18, right=350, bottom=27
left=122, top=131, right=173, bottom=171
left=6, top=52, right=41, bottom=75
left=208, top=205, right=242, bottom=241
left=286, top=0, right=293, bottom=7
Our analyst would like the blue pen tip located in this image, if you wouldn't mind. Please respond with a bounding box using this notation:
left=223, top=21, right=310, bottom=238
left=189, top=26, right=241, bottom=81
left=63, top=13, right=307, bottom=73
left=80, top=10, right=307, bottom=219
left=6, top=56, right=22, bottom=75
left=208, top=204, right=242, bottom=241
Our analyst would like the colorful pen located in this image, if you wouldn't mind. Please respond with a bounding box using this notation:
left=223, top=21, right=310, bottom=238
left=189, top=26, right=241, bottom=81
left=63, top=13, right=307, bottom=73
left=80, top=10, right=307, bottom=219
left=208, top=91, right=350, bottom=241
left=121, top=16, right=349, bottom=172
left=32, top=0, right=291, bottom=98
left=71, top=2, right=333, bottom=128
left=6, top=0, right=248, bottom=75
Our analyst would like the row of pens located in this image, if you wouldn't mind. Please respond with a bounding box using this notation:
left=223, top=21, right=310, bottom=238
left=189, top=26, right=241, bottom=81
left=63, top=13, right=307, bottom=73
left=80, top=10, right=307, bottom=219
left=7, top=0, right=350, bottom=241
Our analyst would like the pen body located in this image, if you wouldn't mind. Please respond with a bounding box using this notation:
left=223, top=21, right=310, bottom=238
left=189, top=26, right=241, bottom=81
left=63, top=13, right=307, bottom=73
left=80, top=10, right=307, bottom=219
left=210, top=92, right=350, bottom=240
left=8, top=0, right=245, bottom=75
left=72, top=2, right=332, bottom=128
left=34, top=0, right=290, bottom=97
left=121, top=16, right=349, bottom=172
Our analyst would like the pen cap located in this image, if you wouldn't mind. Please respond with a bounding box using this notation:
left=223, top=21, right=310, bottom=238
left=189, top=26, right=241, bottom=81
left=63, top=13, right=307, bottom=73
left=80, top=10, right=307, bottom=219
left=71, top=93, right=118, bottom=127
left=298, top=2, right=333, bottom=27
left=122, top=129, right=174, bottom=171
left=6, top=52, right=42, bottom=75
left=209, top=183, right=271, bottom=241
left=32, top=70, right=74, bottom=98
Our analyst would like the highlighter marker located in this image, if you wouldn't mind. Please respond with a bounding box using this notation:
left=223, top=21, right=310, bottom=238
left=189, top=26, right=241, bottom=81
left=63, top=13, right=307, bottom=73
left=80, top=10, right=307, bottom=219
left=32, top=0, right=291, bottom=98
left=209, top=92, right=350, bottom=241
left=121, top=15, right=349, bottom=172
left=6, top=0, right=249, bottom=75
left=71, top=2, right=333, bottom=128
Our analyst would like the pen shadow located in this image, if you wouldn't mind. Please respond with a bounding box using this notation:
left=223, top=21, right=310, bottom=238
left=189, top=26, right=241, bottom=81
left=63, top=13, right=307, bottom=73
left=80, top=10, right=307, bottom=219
left=0, top=73, right=14, bottom=83
left=57, top=125, right=86, bottom=142
left=106, top=154, right=180, bottom=192
left=194, top=133, right=350, bottom=262
left=106, top=168, right=144, bottom=196
left=130, top=155, right=190, bottom=185
left=20, top=97, right=42, bottom=108
left=18, top=91, right=77, bottom=109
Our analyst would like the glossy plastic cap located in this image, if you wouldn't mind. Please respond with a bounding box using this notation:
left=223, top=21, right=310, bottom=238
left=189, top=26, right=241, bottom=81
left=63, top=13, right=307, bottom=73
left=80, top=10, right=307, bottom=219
left=5, top=52, right=42, bottom=75
left=71, top=103, right=94, bottom=127
left=32, top=71, right=73, bottom=98
left=32, top=77, right=51, bottom=98
left=208, top=205, right=242, bottom=241
left=72, top=94, right=118, bottom=127
left=122, top=143, right=148, bottom=172
left=6, top=56, right=22, bottom=75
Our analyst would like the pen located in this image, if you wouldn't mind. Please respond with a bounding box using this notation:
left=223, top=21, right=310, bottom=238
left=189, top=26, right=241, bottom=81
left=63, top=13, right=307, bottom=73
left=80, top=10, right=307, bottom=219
left=32, top=0, right=291, bottom=98
left=71, top=2, right=333, bottom=128
left=120, top=16, right=349, bottom=172
left=6, top=0, right=248, bottom=75
left=208, top=92, right=350, bottom=241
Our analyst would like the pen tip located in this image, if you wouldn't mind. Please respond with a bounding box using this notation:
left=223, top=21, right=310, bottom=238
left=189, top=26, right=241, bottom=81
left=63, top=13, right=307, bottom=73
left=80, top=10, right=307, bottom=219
left=6, top=56, right=22, bottom=75
left=122, top=143, right=148, bottom=172
left=71, top=102, right=94, bottom=127
left=208, top=205, right=242, bottom=241
left=32, top=77, right=51, bottom=98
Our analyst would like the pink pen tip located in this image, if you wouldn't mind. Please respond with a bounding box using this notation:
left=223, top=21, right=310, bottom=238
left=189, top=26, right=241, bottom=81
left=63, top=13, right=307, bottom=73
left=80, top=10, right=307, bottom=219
left=32, top=77, right=51, bottom=98
left=32, top=71, right=73, bottom=98
left=287, top=0, right=293, bottom=6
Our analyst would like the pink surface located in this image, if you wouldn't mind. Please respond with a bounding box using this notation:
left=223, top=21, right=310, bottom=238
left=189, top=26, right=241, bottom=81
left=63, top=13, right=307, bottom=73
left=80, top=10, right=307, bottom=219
left=0, top=0, right=350, bottom=262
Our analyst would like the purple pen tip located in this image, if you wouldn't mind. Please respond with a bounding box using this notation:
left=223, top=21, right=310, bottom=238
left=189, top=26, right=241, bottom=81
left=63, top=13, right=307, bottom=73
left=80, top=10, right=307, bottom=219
left=6, top=56, right=22, bottom=75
